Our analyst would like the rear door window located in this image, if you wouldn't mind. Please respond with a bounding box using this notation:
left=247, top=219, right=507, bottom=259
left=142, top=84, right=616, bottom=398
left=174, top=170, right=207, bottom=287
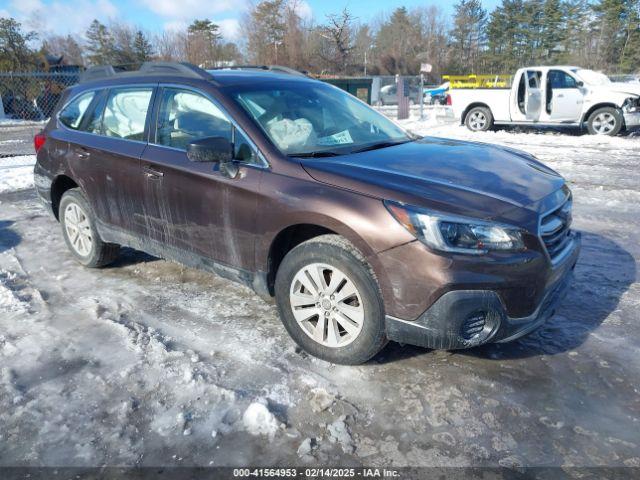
left=102, top=87, right=153, bottom=141
left=58, top=91, right=95, bottom=130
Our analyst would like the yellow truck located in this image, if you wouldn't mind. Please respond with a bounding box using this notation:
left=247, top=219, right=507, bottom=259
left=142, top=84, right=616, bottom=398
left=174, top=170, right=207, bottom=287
left=443, top=74, right=512, bottom=89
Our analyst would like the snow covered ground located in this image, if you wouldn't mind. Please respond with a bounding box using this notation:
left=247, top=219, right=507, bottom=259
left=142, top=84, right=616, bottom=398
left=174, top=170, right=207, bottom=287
left=0, top=119, right=639, bottom=469
left=0, top=155, right=36, bottom=194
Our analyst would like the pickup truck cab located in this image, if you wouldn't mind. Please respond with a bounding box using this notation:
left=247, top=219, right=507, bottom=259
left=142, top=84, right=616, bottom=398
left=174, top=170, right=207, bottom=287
left=450, top=66, right=640, bottom=136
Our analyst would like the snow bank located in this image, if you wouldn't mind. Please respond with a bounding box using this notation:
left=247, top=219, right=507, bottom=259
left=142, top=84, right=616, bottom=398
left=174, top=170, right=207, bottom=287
left=0, top=155, right=36, bottom=194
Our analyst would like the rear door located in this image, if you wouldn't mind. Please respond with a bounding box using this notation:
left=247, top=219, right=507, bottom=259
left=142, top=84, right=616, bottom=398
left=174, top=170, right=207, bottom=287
left=70, top=85, right=155, bottom=237
left=140, top=86, right=264, bottom=271
left=524, top=70, right=543, bottom=121
left=54, top=86, right=154, bottom=237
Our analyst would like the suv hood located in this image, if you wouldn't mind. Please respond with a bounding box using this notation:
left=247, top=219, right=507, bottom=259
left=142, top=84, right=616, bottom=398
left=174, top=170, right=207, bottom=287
left=301, top=137, right=565, bottom=221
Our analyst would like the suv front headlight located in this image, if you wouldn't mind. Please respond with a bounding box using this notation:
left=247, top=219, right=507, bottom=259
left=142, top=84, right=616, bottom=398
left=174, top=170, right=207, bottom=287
left=385, top=201, right=525, bottom=254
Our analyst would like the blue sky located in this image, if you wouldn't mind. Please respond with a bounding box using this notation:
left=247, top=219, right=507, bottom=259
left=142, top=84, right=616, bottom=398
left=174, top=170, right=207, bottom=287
left=0, top=0, right=501, bottom=41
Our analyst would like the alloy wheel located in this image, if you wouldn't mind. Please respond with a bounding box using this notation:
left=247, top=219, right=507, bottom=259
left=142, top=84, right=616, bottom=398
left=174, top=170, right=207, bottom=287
left=289, top=263, right=364, bottom=348
left=469, top=111, right=487, bottom=130
left=592, top=112, right=617, bottom=135
left=64, top=202, right=93, bottom=257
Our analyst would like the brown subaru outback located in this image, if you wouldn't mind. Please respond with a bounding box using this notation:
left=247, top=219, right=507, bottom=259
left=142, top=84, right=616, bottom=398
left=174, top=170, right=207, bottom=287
left=34, top=62, right=581, bottom=364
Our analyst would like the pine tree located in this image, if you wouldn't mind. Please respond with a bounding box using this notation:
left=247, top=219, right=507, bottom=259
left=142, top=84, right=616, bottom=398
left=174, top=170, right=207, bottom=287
left=619, top=1, right=640, bottom=73
left=559, top=0, right=595, bottom=66
left=540, top=0, right=565, bottom=62
left=0, top=17, right=37, bottom=70
left=486, top=0, right=526, bottom=72
left=187, top=19, right=222, bottom=67
left=376, top=7, right=422, bottom=74
left=85, top=19, right=114, bottom=65
left=133, top=30, right=153, bottom=63
left=247, top=0, right=287, bottom=64
left=592, top=0, right=629, bottom=70
left=450, top=0, right=487, bottom=73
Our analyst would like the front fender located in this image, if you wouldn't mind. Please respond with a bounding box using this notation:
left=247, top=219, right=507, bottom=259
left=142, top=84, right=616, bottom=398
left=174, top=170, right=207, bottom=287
left=254, top=174, right=416, bottom=307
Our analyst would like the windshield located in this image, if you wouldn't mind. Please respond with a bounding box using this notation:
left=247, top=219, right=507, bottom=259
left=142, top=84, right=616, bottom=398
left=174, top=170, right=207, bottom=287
left=573, top=69, right=611, bottom=86
left=230, top=82, right=413, bottom=156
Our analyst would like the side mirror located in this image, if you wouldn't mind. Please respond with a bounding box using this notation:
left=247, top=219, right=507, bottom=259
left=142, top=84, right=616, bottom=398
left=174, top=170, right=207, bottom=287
left=576, top=81, right=584, bottom=88
left=186, top=137, right=233, bottom=164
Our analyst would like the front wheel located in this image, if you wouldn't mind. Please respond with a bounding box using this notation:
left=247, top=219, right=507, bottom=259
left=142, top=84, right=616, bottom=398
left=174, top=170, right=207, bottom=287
left=586, top=107, right=623, bottom=136
left=465, top=106, right=494, bottom=132
left=274, top=235, right=387, bottom=365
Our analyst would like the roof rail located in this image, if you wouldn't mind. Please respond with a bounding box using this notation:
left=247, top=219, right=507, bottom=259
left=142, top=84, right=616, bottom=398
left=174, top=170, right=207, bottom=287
left=209, top=65, right=308, bottom=77
left=79, top=62, right=212, bottom=83
left=80, top=65, right=117, bottom=83
left=139, top=61, right=210, bottom=79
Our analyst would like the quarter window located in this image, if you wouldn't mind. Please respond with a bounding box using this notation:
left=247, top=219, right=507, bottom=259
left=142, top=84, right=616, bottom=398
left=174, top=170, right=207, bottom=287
left=59, top=91, right=95, bottom=130
left=83, top=91, right=108, bottom=135
left=102, top=87, right=153, bottom=140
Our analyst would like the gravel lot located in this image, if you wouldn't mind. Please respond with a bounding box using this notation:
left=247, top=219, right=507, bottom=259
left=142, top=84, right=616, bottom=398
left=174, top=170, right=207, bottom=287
left=0, top=120, right=639, bottom=471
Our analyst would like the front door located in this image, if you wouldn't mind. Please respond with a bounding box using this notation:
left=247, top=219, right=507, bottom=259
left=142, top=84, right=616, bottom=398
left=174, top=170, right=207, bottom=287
left=140, top=86, right=263, bottom=272
left=547, top=69, right=584, bottom=122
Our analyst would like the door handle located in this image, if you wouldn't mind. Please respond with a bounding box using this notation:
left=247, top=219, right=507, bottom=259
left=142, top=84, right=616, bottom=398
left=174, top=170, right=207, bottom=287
left=557, top=94, right=564, bottom=98
left=143, top=166, right=164, bottom=179
left=77, top=148, right=90, bottom=159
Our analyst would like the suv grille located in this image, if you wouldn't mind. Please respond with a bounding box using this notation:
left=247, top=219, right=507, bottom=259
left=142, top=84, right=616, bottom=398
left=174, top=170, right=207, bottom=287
left=540, top=196, right=573, bottom=262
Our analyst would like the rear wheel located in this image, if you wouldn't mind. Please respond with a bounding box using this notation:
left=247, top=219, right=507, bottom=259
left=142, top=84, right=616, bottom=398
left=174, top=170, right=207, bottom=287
left=465, top=106, right=494, bottom=132
left=274, top=235, right=387, bottom=365
left=59, top=189, right=119, bottom=268
left=586, top=107, right=623, bottom=136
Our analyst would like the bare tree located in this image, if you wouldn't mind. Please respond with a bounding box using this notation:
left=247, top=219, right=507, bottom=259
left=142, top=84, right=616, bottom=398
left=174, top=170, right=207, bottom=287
left=42, top=34, right=84, bottom=66
left=282, top=0, right=308, bottom=70
left=317, top=9, right=356, bottom=74
left=153, top=30, right=188, bottom=62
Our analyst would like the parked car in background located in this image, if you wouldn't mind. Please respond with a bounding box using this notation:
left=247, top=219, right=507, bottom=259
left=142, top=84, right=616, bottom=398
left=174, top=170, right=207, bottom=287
left=449, top=66, right=640, bottom=136
left=423, top=82, right=450, bottom=105
left=35, top=62, right=580, bottom=364
left=378, top=83, right=423, bottom=105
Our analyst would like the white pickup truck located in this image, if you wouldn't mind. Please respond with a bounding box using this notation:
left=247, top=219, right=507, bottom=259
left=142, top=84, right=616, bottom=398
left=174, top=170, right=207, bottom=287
left=449, top=66, right=640, bottom=136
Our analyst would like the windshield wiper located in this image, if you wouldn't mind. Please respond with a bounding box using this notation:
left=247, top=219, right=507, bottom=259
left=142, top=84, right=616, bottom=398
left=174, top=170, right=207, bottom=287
left=288, top=151, right=341, bottom=158
left=350, top=139, right=413, bottom=154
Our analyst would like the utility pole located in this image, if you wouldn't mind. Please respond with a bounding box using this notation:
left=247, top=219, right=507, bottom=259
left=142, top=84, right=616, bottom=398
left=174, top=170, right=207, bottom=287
left=364, top=50, right=367, bottom=76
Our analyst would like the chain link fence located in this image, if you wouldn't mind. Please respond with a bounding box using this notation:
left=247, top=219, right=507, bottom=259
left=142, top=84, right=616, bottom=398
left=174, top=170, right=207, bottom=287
left=0, top=71, right=80, bottom=122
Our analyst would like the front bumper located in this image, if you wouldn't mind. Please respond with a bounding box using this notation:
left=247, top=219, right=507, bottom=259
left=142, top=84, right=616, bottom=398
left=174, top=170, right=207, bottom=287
left=624, top=111, right=640, bottom=128
left=385, top=232, right=581, bottom=350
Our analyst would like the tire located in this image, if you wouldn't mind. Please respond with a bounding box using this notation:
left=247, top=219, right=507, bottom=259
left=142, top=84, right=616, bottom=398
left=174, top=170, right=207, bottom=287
left=586, top=107, right=623, bottom=136
left=59, top=188, right=120, bottom=268
left=274, top=234, right=388, bottom=365
left=465, top=106, right=494, bottom=132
